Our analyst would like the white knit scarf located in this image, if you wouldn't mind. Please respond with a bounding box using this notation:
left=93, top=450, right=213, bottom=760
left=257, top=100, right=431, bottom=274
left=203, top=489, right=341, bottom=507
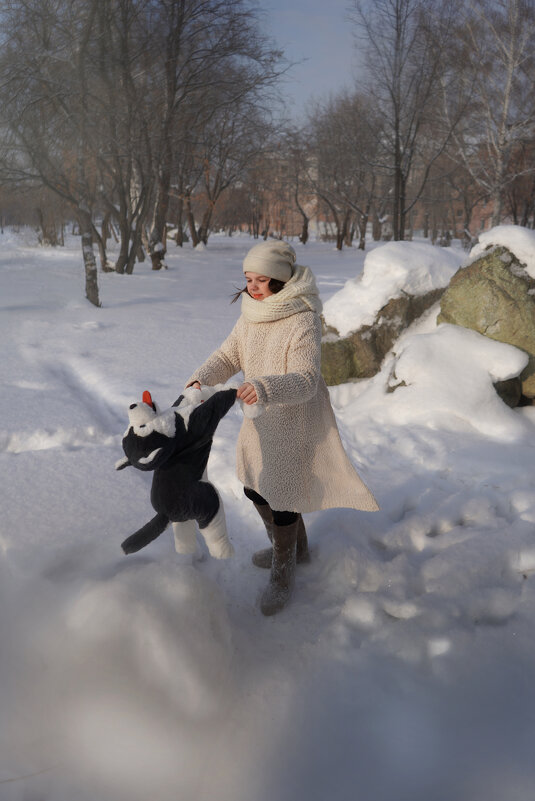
left=241, top=264, right=323, bottom=323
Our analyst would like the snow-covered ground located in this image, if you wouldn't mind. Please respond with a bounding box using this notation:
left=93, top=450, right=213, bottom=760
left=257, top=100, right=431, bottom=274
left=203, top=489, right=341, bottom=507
left=2, top=229, right=535, bottom=801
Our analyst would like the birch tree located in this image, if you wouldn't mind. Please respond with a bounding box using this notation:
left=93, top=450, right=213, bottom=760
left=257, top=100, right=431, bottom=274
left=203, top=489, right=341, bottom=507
left=452, top=0, right=535, bottom=226
left=351, top=0, right=466, bottom=240
left=0, top=0, right=103, bottom=305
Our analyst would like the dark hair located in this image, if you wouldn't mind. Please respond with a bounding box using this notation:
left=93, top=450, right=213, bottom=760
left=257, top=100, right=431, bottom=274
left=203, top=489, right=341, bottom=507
left=231, top=277, right=286, bottom=304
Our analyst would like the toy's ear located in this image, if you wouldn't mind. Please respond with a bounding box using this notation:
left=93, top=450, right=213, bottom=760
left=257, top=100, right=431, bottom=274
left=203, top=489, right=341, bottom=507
left=143, top=390, right=157, bottom=411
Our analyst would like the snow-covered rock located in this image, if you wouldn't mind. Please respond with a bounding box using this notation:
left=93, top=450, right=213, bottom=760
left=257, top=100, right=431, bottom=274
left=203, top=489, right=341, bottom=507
left=321, top=241, right=462, bottom=385
left=323, top=241, right=461, bottom=337
left=439, top=227, right=535, bottom=397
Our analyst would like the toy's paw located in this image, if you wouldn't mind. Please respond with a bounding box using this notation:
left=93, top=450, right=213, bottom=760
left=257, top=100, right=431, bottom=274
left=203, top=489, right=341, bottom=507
left=225, top=381, right=264, bottom=418
left=200, top=498, right=234, bottom=559
left=172, top=520, right=197, bottom=554
left=209, top=539, right=235, bottom=559
left=241, top=401, right=264, bottom=419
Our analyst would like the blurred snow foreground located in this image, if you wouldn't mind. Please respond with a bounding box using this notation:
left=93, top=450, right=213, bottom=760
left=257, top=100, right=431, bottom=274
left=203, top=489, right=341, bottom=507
left=2, top=227, right=535, bottom=801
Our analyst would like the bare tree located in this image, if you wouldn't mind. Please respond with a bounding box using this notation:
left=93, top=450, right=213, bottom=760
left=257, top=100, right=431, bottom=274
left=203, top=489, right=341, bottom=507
left=306, top=92, right=384, bottom=249
left=504, top=141, right=535, bottom=226
left=190, top=98, right=274, bottom=245
left=451, top=0, right=535, bottom=226
left=146, top=0, right=284, bottom=267
left=280, top=127, right=317, bottom=245
left=241, top=160, right=271, bottom=238
left=0, top=0, right=287, bottom=299
left=351, top=0, right=466, bottom=240
left=0, top=0, right=104, bottom=305
left=92, top=0, right=155, bottom=274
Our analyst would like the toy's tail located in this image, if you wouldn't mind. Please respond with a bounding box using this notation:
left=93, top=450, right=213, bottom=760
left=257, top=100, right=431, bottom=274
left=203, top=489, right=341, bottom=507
left=121, top=512, right=169, bottom=554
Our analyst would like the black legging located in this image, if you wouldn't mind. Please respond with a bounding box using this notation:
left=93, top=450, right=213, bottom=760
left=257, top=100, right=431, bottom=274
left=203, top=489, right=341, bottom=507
left=243, top=487, right=298, bottom=526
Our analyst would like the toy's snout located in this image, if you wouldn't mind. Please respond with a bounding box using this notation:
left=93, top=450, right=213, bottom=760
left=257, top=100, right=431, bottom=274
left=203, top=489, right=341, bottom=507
left=121, top=391, right=177, bottom=472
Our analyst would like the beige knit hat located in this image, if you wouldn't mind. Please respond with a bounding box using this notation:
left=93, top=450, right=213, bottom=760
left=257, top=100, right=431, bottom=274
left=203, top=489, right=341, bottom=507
left=242, top=240, right=296, bottom=282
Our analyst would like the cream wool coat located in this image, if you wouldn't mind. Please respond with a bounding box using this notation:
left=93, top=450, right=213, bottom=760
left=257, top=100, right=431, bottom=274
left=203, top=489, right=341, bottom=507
left=187, top=266, right=379, bottom=514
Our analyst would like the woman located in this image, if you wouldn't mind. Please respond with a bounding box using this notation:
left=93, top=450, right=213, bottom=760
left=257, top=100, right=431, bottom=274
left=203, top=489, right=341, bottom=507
left=187, top=240, right=378, bottom=615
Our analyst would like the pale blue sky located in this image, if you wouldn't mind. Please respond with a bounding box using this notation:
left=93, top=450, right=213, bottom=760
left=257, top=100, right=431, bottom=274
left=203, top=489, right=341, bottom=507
left=257, top=0, right=361, bottom=119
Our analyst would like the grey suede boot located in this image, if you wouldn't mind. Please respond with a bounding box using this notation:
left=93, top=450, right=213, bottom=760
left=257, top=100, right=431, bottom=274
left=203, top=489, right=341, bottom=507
left=251, top=503, right=274, bottom=567
left=252, top=502, right=274, bottom=539
left=252, top=512, right=310, bottom=568
left=260, top=520, right=298, bottom=616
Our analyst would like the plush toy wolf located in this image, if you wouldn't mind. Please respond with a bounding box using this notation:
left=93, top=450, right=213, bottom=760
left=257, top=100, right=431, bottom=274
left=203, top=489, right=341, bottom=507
left=116, top=385, right=237, bottom=558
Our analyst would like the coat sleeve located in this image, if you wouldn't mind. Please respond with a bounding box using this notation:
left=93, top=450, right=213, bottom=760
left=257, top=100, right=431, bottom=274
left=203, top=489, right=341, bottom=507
left=250, top=314, right=321, bottom=406
left=186, top=321, right=242, bottom=387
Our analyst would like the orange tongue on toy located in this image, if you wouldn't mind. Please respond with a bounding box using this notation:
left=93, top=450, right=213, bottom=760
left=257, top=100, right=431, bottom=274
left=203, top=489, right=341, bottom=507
left=142, top=390, right=154, bottom=409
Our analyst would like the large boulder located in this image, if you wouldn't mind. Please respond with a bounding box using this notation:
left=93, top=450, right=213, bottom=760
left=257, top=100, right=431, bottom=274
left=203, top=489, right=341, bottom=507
left=322, top=288, right=444, bottom=385
left=321, top=241, right=461, bottom=385
left=437, top=244, right=535, bottom=398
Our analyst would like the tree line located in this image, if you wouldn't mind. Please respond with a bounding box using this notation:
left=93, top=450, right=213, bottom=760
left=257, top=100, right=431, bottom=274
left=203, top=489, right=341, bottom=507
left=0, top=0, right=534, bottom=306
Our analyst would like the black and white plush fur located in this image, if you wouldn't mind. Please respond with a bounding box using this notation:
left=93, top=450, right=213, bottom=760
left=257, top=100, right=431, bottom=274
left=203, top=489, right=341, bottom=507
left=117, top=385, right=237, bottom=557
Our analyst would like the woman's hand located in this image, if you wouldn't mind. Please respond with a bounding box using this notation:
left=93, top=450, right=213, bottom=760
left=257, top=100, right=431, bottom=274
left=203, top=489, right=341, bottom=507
left=237, top=382, right=258, bottom=405
left=186, top=381, right=201, bottom=390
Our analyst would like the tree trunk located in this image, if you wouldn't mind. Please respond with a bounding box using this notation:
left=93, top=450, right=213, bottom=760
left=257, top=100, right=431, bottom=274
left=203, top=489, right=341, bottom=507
left=92, top=223, right=110, bottom=271
left=399, top=172, right=407, bottom=241
left=36, top=207, right=58, bottom=246
left=101, top=212, right=111, bottom=248
left=406, top=210, right=413, bottom=241
left=521, top=177, right=535, bottom=227
left=491, top=185, right=503, bottom=227
left=197, top=205, right=214, bottom=245
left=126, top=227, right=143, bottom=274
left=78, top=206, right=100, bottom=307
left=393, top=133, right=402, bottom=240
left=136, top=236, right=145, bottom=262
left=115, top=219, right=129, bottom=274
left=336, top=209, right=352, bottom=250
left=150, top=135, right=172, bottom=258
left=372, top=212, right=382, bottom=241
left=358, top=213, right=368, bottom=250
left=175, top=198, right=184, bottom=246
left=150, top=248, right=166, bottom=270
left=463, top=214, right=473, bottom=247
left=185, top=195, right=200, bottom=247
left=431, top=215, right=438, bottom=244
left=295, top=188, right=309, bottom=244
left=299, top=216, right=309, bottom=245
left=150, top=218, right=166, bottom=269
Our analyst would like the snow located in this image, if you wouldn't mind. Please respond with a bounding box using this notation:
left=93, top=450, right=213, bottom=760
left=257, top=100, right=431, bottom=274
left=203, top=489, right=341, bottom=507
left=373, top=322, right=529, bottom=439
left=470, top=224, right=535, bottom=277
left=322, top=240, right=462, bottom=336
left=3, top=229, right=535, bottom=801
